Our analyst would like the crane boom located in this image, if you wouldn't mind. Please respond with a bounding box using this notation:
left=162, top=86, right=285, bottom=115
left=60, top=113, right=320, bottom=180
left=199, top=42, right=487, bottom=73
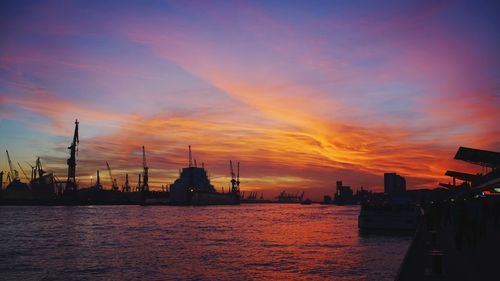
left=106, top=161, right=118, bottom=191
left=17, top=162, right=29, bottom=181
left=6, top=150, right=15, bottom=180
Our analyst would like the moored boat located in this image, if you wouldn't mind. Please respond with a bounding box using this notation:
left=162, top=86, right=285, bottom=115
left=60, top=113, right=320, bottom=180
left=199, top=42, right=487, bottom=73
left=358, top=202, right=419, bottom=231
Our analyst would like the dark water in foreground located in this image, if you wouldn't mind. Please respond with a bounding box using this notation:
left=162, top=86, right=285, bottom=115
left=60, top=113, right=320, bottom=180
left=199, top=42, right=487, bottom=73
left=0, top=204, right=411, bottom=281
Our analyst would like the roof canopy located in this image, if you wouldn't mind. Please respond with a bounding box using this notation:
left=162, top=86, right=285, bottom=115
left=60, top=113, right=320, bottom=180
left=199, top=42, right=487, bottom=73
left=445, top=170, right=479, bottom=182
left=454, top=147, right=500, bottom=168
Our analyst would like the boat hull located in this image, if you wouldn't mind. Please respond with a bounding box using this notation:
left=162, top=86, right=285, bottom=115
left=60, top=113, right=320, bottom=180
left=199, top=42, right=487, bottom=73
left=358, top=205, right=419, bottom=231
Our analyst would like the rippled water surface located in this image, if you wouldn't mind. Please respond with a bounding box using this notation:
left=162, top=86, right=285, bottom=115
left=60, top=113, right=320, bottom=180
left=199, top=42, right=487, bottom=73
left=0, top=204, right=411, bottom=280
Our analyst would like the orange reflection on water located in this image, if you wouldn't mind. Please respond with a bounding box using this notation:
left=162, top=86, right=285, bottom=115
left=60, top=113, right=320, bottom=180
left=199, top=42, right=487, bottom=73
left=0, top=205, right=412, bottom=280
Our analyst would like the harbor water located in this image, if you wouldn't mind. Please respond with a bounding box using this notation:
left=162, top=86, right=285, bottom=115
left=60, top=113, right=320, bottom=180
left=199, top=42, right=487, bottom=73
left=0, top=204, right=411, bottom=281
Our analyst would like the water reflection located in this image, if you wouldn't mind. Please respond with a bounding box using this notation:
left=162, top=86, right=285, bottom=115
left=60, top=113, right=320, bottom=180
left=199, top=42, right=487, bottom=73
left=0, top=205, right=411, bottom=280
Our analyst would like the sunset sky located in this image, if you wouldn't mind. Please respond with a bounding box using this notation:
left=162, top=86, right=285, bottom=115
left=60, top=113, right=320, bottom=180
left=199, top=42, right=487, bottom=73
left=1, top=0, right=499, bottom=198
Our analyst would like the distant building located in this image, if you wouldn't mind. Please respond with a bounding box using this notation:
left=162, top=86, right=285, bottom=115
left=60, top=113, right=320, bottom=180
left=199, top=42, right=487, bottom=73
left=384, top=173, right=406, bottom=195
left=334, top=181, right=355, bottom=204
left=355, top=186, right=371, bottom=204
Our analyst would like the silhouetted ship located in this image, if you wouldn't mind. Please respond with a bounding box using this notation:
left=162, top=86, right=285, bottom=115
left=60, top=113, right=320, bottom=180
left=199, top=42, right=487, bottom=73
left=169, top=146, right=240, bottom=205
left=1, top=154, right=59, bottom=205
left=358, top=202, right=419, bottom=231
left=358, top=175, right=419, bottom=231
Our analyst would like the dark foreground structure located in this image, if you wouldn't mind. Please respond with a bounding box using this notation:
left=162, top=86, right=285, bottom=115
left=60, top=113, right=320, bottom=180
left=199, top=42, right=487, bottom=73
left=396, top=147, right=500, bottom=281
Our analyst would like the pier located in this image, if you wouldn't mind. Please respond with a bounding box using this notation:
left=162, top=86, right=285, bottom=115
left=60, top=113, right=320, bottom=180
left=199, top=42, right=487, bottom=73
left=396, top=147, right=500, bottom=281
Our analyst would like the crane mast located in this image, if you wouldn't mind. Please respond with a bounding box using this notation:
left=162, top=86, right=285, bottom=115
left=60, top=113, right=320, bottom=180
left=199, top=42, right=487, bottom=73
left=123, top=173, right=130, bottom=192
left=230, top=160, right=237, bottom=193
left=65, top=119, right=79, bottom=193
left=141, top=146, right=149, bottom=192
left=188, top=145, right=193, bottom=167
left=236, top=162, right=240, bottom=191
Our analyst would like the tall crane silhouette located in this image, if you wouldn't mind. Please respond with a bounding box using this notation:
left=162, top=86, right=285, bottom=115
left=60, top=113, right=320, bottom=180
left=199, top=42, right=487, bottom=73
left=123, top=173, right=130, bottom=192
left=65, top=119, right=79, bottom=193
left=229, top=160, right=240, bottom=193
left=236, top=162, right=240, bottom=191
left=106, top=161, right=118, bottom=191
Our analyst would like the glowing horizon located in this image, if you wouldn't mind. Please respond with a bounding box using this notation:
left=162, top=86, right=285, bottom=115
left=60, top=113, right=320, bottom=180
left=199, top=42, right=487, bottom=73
left=1, top=1, right=499, bottom=199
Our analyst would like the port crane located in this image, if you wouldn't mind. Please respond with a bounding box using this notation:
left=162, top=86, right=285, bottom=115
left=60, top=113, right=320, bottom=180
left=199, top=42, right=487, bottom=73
left=95, top=170, right=102, bottom=189
left=65, top=119, right=79, bottom=193
left=141, top=146, right=149, bottom=192
left=34, top=157, right=46, bottom=180
left=229, top=160, right=240, bottom=193
left=25, top=157, right=46, bottom=182
left=6, top=150, right=18, bottom=181
left=106, top=161, right=118, bottom=191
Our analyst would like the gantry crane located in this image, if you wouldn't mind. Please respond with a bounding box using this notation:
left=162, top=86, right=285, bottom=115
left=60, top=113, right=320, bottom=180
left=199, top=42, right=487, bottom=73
left=106, top=161, right=118, bottom=191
